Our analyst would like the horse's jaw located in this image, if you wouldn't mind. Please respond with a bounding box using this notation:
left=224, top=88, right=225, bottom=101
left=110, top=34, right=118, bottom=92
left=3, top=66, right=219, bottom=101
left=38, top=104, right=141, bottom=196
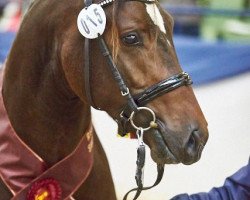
left=146, top=129, right=180, bottom=165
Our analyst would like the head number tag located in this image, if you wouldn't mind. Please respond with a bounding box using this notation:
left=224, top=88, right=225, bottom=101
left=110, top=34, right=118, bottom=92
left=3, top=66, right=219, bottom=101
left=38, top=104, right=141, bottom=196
left=77, top=4, right=106, bottom=39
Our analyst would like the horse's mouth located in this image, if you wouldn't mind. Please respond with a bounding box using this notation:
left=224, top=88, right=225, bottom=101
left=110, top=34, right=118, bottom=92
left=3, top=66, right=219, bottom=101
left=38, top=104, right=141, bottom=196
left=144, top=119, right=206, bottom=165
left=144, top=122, right=180, bottom=165
left=149, top=130, right=180, bottom=165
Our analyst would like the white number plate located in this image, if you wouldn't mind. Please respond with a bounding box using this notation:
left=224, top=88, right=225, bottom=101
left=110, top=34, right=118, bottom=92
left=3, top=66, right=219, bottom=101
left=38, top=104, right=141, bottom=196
left=77, top=4, right=106, bottom=39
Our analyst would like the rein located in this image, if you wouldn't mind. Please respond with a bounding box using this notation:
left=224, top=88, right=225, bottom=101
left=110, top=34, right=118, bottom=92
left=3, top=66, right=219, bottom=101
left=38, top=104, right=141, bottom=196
left=81, top=0, right=192, bottom=199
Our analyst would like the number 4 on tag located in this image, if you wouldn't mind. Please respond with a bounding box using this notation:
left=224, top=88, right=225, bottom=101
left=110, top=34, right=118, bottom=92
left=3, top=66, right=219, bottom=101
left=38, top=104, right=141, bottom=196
left=77, top=4, right=107, bottom=39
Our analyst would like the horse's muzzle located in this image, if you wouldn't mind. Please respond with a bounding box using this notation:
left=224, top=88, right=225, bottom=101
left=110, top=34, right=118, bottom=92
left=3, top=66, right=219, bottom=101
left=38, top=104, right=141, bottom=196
left=144, top=119, right=208, bottom=165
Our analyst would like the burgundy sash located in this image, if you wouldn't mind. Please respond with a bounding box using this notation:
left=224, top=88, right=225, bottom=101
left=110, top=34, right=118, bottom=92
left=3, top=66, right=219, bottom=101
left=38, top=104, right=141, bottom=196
left=0, top=69, right=94, bottom=199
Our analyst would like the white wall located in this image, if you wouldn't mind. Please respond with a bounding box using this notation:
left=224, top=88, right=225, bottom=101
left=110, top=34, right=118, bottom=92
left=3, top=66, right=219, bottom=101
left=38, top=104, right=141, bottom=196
left=92, top=72, right=250, bottom=200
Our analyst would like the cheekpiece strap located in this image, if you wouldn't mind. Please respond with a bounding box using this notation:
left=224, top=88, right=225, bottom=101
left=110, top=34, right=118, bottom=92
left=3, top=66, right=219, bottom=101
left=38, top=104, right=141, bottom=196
left=83, top=0, right=102, bottom=109
left=98, top=36, right=138, bottom=113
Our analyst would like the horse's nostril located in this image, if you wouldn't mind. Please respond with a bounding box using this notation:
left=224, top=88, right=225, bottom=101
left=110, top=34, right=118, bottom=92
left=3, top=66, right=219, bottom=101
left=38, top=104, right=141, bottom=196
left=187, top=134, right=196, bottom=150
left=182, top=128, right=207, bottom=165
left=184, top=130, right=202, bottom=161
left=185, top=132, right=197, bottom=154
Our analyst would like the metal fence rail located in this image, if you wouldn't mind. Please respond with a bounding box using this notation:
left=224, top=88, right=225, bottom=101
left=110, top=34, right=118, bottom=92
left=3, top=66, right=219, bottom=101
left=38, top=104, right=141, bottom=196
left=162, top=5, right=250, bottom=17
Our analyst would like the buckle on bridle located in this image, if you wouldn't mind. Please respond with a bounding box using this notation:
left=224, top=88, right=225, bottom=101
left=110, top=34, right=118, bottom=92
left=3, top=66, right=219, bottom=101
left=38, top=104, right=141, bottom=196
left=121, top=87, right=130, bottom=96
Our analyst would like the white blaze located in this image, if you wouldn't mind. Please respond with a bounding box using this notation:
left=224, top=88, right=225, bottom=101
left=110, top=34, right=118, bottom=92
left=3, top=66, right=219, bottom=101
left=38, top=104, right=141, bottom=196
left=145, top=4, right=166, bottom=34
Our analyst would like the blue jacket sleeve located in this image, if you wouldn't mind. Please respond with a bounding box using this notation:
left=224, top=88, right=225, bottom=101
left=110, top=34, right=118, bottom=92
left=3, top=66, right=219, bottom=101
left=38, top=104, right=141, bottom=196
left=171, top=159, right=250, bottom=200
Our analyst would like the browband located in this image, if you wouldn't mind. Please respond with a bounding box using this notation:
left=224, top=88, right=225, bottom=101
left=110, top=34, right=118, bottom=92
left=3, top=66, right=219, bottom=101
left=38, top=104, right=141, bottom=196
left=98, top=0, right=157, bottom=7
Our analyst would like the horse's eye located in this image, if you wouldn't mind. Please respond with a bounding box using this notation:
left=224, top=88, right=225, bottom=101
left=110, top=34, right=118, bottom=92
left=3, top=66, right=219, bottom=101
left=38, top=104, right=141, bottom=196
left=122, top=33, right=141, bottom=46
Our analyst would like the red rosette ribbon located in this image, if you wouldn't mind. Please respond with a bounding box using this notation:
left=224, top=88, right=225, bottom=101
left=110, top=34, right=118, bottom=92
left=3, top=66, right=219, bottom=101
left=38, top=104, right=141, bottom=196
left=27, top=178, right=62, bottom=200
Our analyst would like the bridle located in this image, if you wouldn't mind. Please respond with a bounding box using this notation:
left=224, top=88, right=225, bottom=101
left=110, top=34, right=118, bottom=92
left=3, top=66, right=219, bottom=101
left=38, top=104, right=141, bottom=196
left=81, top=0, right=192, bottom=199
left=82, top=0, right=192, bottom=199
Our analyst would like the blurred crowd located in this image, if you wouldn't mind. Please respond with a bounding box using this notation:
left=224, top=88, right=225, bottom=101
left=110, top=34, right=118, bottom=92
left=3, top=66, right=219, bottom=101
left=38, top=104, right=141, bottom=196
left=165, top=0, right=250, bottom=41
left=164, top=0, right=200, bottom=36
left=0, top=0, right=22, bottom=32
left=0, top=0, right=249, bottom=41
left=0, top=0, right=200, bottom=34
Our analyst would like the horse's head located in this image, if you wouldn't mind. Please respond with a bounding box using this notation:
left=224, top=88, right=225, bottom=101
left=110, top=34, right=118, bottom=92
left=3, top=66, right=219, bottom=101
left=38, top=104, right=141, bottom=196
left=63, top=0, right=208, bottom=165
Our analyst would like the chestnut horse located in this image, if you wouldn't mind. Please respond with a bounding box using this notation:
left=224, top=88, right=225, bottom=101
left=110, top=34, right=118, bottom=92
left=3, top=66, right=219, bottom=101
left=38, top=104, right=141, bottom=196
left=0, top=0, right=208, bottom=199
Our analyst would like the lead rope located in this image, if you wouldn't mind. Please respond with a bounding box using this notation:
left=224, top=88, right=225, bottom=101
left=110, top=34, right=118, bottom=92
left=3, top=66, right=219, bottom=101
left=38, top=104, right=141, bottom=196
left=123, top=128, right=165, bottom=200
left=123, top=165, right=165, bottom=200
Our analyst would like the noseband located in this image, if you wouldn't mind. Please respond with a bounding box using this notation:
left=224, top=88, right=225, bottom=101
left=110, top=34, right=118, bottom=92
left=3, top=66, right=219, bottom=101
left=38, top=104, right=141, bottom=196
left=81, top=0, right=192, bottom=199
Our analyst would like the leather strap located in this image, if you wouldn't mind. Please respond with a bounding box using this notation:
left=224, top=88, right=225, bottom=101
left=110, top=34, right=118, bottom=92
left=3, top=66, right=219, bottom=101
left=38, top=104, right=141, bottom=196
left=135, top=72, right=192, bottom=106
left=98, top=36, right=138, bottom=112
left=84, top=0, right=100, bottom=109
left=123, top=164, right=165, bottom=200
left=84, top=38, right=98, bottom=108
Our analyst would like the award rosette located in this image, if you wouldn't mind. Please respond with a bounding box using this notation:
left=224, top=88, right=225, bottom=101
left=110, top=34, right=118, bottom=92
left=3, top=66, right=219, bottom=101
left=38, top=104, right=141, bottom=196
left=27, top=178, right=62, bottom=200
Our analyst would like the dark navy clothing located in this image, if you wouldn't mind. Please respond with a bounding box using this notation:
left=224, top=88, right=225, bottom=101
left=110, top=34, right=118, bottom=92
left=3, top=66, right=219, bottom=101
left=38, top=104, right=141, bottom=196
left=171, top=160, right=250, bottom=200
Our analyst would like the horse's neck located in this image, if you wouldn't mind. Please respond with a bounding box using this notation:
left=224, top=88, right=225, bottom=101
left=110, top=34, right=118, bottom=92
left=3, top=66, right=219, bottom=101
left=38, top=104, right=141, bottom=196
left=3, top=59, right=91, bottom=166
left=2, top=2, right=91, bottom=166
left=3, top=60, right=91, bottom=166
